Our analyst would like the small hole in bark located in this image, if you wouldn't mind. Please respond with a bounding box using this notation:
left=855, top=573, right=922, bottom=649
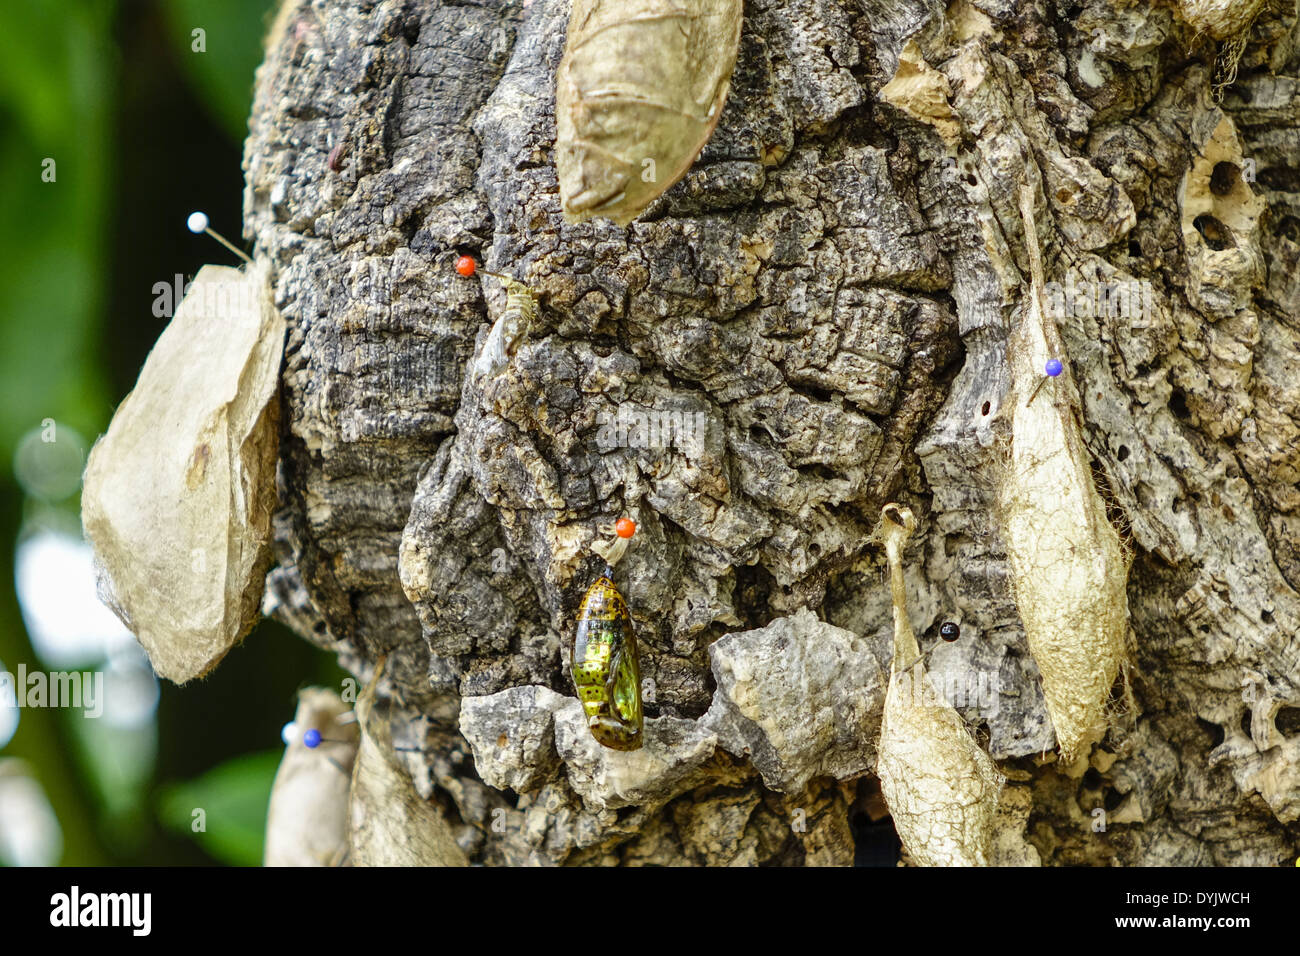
left=799, top=463, right=838, bottom=482
left=1277, top=708, right=1300, bottom=736
left=1193, top=214, right=1235, bottom=250
left=963, top=172, right=977, bottom=186
left=1128, top=239, right=1142, bottom=258
left=1055, top=187, right=1073, bottom=204
left=981, top=400, right=991, bottom=416
left=850, top=812, right=902, bottom=867
left=1240, top=709, right=1254, bottom=738
left=1210, top=162, right=1241, bottom=196
left=1103, top=788, right=1126, bottom=812
left=1083, top=767, right=1103, bottom=789
left=1117, top=445, right=1130, bottom=462
left=1277, top=216, right=1300, bottom=244
left=1169, top=388, right=1191, bottom=421
left=1261, top=608, right=1274, bottom=623
left=1196, top=717, right=1225, bottom=747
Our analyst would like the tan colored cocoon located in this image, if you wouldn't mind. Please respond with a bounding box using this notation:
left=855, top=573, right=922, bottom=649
left=1176, top=0, right=1265, bottom=40
left=997, top=187, right=1130, bottom=761
left=349, top=664, right=468, bottom=866
left=556, top=0, right=743, bottom=225
left=874, top=504, right=1003, bottom=867
left=82, top=262, right=284, bottom=684
left=265, top=688, right=359, bottom=867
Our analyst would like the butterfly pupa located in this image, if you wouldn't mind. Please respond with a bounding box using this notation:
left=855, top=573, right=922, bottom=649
left=570, top=519, right=643, bottom=750
left=81, top=214, right=285, bottom=684
left=556, top=0, right=743, bottom=225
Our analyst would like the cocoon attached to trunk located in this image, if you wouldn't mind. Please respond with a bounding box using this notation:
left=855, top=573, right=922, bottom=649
left=82, top=260, right=284, bottom=684
left=265, top=688, right=359, bottom=867
left=1177, top=0, right=1265, bottom=39
left=996, top=186, right=1131, bottom=762
left=874, top=504, right=1003, bottom=867
left=555, top=0, right=743, bottom=225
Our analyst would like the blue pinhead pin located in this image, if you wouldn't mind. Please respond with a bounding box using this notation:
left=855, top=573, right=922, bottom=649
left=1028, top=358, right=1064, bottom=406
left=303, top=728, right=322, bottom=749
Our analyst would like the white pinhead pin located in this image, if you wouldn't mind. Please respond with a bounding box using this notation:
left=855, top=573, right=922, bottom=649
left=186, top=211, right=252, bottom=264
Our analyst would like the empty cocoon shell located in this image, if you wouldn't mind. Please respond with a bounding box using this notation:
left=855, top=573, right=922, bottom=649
left=1177, top=0, right=1266, bottom=39
left=348, top=667, right=469, bottom=866
left=82, top=261, right=284, bottom=684
left=997, top=188, right=1130, bottom=761
left=556, top=0, right=743, bottom=225
left=265, top=688, right=359, bottom=867
left=874, top=504, right=1003, bottom=867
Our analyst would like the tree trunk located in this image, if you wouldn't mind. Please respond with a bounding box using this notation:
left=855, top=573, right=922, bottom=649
left=245, top=0, right=1300, bottom=865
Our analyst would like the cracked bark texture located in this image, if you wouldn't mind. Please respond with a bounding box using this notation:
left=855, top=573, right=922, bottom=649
left=246, top=0, right=1300, bottom=865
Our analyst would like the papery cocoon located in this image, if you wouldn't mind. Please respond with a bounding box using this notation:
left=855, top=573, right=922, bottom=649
left=556, top=0, right=742, bottom=225
left=996, top=187, right=1130, bottom=762
left=82, top=261, right=284, bottom=684
left=1177, top=0, right=1266, bottom=39
left=874, top=504, right=1003, bottom=867
left=349, top=664, right=468, bottom=866
left=265, top=688, right=359, bottom=867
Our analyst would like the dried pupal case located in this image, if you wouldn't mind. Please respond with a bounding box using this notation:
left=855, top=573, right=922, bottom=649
left=349, top=660, right=468, bottom=866
left=570, top=518, right=643, bottom=751
left=82, top=215, right=285, bottom=684
left=463, top=261, right=539, bottom=381
left=556, top=0, right=743, bottom=225
left=873, top=504, right=1003, bottom=867
left=265, top=688, right=359, bottom=867
left=996, top=186, right=1130, bottom=761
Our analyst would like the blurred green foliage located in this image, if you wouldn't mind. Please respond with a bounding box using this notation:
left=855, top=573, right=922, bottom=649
left=0, top=1, right=114, bottom=464
left=158, top=749, right=281, bottom=866
left=0, top=0, right=350, bottom=867
left=163, top=0, right=277, bottom=140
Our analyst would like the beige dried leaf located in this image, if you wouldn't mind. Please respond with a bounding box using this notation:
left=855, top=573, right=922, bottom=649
left=874, top=504, right=1003, bottom=867
left=265, top=688, right=359, bottom=867
left=82, top=261, right=284, bottom=684
left=556, top=0, right=743, bottom=225
left=997, top=187, right=1130, bottom=761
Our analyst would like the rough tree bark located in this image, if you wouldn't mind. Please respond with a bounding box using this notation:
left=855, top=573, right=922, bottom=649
left=244, top=0, right=1300, bottom=865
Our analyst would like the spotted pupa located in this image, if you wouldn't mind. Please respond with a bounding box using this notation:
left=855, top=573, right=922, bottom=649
left=569, top=519, right=643, bottom=751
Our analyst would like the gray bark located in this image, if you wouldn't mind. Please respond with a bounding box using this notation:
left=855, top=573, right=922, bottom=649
left=246, top=0, right=1300, bottom=865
